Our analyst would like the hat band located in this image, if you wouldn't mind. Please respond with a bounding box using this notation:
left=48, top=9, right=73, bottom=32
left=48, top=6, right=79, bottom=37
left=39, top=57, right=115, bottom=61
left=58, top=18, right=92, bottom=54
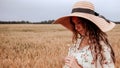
left=72, top=8, right=110, bottom=23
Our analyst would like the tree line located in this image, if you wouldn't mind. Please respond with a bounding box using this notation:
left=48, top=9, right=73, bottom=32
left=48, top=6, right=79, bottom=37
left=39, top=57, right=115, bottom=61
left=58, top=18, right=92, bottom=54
left=0, top=20, right=119, bottom=24
left=115, top=22, right=120, bottom=24
left=0, top=20, right=54, bottom=24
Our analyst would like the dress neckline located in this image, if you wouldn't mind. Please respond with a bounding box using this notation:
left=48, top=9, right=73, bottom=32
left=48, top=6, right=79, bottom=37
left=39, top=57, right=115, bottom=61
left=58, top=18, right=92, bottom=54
left=75, top=37, right=90, bottom=51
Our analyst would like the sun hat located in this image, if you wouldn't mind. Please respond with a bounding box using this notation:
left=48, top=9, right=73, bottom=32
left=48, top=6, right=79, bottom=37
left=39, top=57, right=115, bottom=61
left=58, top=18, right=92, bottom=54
left=52, top=1, right=116, bottom=32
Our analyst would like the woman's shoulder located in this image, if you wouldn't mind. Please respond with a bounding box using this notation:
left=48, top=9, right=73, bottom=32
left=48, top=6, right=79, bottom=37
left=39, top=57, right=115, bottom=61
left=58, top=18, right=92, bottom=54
left=100, top=41, right=111, bottom=52
left=69, top=43, right=76, bottom=50
left=69, top=38, right=81, bottom=48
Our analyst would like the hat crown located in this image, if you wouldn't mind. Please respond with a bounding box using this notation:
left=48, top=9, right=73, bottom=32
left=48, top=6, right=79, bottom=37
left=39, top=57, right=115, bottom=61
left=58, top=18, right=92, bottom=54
left=73, top=1, right=94, bottom=10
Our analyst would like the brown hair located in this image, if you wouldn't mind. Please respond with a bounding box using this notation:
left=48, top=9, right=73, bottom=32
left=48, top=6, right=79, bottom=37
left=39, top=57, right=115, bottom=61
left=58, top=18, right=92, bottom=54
left=69, top=17, right=115, bottom=68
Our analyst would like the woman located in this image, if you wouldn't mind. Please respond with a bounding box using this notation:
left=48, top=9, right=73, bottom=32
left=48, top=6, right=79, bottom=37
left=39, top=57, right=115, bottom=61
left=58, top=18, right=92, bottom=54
left=53, top=1, right=116, bottom=68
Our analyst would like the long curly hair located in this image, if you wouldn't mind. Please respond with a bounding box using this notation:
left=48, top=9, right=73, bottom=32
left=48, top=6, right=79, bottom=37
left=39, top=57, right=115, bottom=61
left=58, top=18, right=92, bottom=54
left=69, top=17, right=115, bottom=68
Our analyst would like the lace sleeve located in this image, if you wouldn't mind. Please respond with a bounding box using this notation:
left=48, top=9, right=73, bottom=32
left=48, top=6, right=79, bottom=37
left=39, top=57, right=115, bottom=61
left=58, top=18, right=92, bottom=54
left=63, top=40, right=80, bottom=68
left=101, top=42, right=115, bottom=68
left=62, top=44, right=76, bottom=68
left=67, top=43, right=76, bottom=56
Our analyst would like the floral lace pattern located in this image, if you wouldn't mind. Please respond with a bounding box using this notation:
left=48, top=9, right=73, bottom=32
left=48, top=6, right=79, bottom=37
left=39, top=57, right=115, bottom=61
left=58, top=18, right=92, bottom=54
left=63, top=38, right=115, bottom=68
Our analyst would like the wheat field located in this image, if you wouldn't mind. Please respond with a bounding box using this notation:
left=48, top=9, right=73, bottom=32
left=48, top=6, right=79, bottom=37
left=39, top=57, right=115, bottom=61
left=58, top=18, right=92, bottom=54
left=0, top=24, right=120, bottom=68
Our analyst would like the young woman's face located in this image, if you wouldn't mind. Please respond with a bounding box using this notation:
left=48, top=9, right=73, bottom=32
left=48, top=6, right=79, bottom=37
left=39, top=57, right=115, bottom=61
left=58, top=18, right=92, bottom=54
left=72, top=17, right=86, bottom=36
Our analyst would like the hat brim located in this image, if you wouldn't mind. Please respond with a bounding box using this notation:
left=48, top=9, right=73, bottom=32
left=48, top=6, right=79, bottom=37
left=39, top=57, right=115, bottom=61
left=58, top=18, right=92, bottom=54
left=53, top=13, right=116, bottom=32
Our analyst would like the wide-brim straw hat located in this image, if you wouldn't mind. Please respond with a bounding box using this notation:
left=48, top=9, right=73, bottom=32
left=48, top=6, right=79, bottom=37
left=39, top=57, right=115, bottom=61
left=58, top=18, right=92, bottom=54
left=52, top=1, right=116, bottom=32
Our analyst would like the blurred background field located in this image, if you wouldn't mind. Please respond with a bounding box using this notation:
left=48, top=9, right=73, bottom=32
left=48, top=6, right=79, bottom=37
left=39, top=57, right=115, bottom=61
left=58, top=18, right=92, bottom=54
left=0, top=24, right=120, bottom=68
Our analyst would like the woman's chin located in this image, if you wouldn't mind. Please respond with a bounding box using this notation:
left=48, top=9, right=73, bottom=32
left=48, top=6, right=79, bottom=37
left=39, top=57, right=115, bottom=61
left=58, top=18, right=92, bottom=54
left=78, top=31, right=85, bottom=36
left=78, top=30, right=85, bottom=35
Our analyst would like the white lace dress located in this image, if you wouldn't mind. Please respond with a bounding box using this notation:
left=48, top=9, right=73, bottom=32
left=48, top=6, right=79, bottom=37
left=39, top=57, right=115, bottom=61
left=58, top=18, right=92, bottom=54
left=63, top=38, right=115, bottom=68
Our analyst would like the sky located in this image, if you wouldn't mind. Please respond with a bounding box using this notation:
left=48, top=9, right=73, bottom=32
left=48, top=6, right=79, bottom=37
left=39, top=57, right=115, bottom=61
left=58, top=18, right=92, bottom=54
left=0, top=0, right=120, bottom=22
